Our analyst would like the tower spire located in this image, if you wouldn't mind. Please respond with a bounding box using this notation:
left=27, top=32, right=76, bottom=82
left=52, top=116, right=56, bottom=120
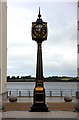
left=38, top=7, right=41, bottom=19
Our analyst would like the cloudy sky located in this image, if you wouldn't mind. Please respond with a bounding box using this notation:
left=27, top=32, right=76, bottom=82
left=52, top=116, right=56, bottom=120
left=7, top=0, right=77, bottom=77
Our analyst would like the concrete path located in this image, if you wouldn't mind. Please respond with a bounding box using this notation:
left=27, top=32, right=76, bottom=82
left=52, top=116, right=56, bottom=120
left=1, top=111, right=77, bottom=119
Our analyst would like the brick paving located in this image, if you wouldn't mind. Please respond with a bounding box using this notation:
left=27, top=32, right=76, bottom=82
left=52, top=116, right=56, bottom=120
left=4, top=102, right=75, bottom=111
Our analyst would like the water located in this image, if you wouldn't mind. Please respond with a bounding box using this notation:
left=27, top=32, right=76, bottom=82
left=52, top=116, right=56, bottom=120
left=7, top=82, right=77, bottom=96
left=7, top=82, right=77, bottom=90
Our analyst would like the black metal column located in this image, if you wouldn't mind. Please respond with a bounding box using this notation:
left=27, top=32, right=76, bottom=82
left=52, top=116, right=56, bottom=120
left=36, top=43, right=43, bottom=87
left=30, top=8, right=49, bottom=112
left=30, top=42, right=48, bottom=112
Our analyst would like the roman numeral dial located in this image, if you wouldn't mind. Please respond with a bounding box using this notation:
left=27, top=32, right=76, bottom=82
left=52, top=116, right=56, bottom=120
left=32, top=23, right=47, bottom=42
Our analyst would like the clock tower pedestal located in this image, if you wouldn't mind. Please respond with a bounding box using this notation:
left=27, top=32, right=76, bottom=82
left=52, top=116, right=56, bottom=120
left=30, top=8, right=49, bottom=112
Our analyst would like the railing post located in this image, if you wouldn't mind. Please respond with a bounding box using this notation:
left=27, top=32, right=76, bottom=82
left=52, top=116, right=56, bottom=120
left=50, top=90, right=52, bottom=97
left=19, top=91, right=21, bottom=96
left=71, top=89, right=72, bottom=96
left=60, top=90, right=63, bottom=97
left=17, top=89, right=18, bottom=96
left=76, top=91, right=79, bottom=99
left=9, top=91, right=11, bottom=96
left=29, top=90, right=30, bottom=97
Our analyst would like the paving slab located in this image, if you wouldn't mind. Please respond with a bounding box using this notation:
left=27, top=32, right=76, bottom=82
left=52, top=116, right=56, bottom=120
left=1, top=111, right=77, bottom=119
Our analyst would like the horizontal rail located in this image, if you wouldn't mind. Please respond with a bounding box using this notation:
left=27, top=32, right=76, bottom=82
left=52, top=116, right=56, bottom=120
left=7, top=89, right=77, bottom=97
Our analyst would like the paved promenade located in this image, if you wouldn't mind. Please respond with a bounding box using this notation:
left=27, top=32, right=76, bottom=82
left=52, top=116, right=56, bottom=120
left=1, top=111, right=78, bottom=119
left=1, top=97, right=78, bottom=120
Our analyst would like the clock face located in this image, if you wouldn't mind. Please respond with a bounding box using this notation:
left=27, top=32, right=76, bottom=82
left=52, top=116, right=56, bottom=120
left=32, top=23, right=47, bottom=40
left=33, top=24, right=45, bottom=38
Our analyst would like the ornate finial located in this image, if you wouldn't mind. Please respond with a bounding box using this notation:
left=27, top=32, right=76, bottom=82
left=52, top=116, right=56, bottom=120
left=38, top=7, right=41, bottom=19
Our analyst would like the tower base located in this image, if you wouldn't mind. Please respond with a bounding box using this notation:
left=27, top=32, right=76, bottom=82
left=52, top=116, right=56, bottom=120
left=30, top=87, right=49, bottom=112
left=30, top=103, right=49, bottom=112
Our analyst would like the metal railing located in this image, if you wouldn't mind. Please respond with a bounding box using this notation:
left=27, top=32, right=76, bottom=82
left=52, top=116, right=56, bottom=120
left=7, top=89, right=77, bottom=97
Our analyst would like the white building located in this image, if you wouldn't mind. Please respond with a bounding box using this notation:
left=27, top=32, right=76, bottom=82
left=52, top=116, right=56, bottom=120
left=0, top=0, right=7, bottom=99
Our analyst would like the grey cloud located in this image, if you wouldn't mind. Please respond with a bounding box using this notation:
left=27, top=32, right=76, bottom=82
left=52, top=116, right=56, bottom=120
left=7, top=1, right=77, bottom=77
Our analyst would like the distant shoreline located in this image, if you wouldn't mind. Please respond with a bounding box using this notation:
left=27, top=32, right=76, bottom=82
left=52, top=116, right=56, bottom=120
left=7, top=81, right=79, bottom=82
left=7, top=77, right=79, bottom=82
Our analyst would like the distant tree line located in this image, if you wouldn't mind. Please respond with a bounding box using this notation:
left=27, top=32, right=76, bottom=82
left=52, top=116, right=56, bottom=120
left=7, top=75, right=35, bottom=82
left=7, top=75, right=34, bottom=79
left=44, top=76, right=79, bottom=82
left=7, top=75, right=79, bottom=82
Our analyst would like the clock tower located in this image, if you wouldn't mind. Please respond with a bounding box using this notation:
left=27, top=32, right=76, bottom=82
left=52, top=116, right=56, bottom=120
left=30, top=8, right=48, bottom=112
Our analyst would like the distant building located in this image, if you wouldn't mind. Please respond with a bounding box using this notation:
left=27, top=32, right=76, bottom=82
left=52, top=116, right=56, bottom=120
left=0, top=0, right=7, bottom=99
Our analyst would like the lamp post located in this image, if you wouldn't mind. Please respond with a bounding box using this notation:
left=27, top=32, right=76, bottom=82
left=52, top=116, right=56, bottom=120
left=30, top=8, right=48, bottom=112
